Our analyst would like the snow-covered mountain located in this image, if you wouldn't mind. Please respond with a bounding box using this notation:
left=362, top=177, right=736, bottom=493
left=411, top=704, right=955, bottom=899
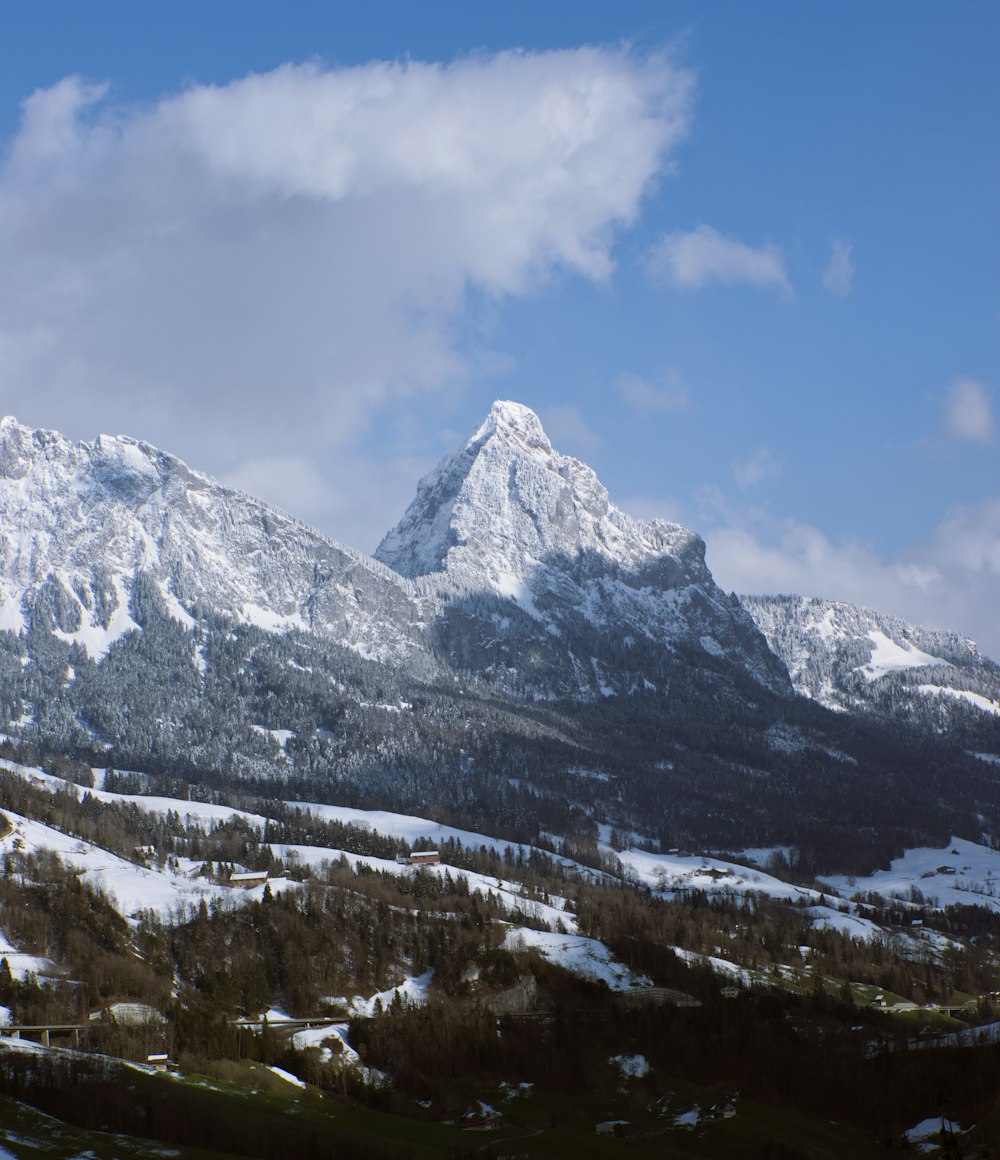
left=743, top=594, right=1000, bottom=727
left=377, top=401, right=789, bottom=697
left=0, top=416, right=427, bottom=666
left=1, top=410, right=998, bottom=864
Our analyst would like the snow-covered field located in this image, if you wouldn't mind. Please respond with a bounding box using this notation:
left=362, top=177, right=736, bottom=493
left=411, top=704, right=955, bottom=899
left=288, top=801, right=529, bottom=858
left=617, top=846, right=827, bottom=905
left=859, top=631, right=941, bottom=680
left=0, top=809, right=295, bottom=923
left=503, top=927, right=651, bottom=990
left=917, top=685, right=1000, bottom=716
left=821, top=837, right=1000, bottom=912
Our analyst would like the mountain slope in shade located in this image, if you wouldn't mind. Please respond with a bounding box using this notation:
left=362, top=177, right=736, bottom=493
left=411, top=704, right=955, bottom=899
left=0, top=416, right=428, bottom=666
left=377, top=401, right=790, bottom=697
left=743, top=594, right=1000, bottom=728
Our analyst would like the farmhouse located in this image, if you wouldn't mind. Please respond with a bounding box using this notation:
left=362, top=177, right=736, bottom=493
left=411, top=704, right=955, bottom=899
left=406, top=850, right=441, bottom=866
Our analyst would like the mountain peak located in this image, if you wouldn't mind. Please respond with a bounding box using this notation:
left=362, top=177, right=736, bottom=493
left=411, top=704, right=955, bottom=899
left=469, top=400, right=553, bottom=457
left=376, top=400, right=791, bottom=695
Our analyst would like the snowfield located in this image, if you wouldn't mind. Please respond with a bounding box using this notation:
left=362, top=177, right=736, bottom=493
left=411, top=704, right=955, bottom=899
left=616, top=846, right=827, bottom=904
left=0, top=808, right=296, bottom=922
left=503, top=927, right=651, bottom=990
left=822, top=837, right=1000, bottom=912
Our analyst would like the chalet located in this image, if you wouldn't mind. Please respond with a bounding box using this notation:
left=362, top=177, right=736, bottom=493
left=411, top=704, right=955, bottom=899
left=720, top=986, right=742, bottom=1000
left=228, top=871, right=269, bottom=889
left=146, top=1053, right=178, bottom=1073
left=406, top=850, right=441, bottom=866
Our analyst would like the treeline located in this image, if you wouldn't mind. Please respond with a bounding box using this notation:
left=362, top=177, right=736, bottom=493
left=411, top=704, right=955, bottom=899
left=0, top=582, right=998, bottom=872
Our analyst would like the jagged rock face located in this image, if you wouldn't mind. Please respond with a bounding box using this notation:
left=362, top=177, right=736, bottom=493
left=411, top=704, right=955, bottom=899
left=743, top=594, right=1000, bottom=723
left=0, top=417, right=427, bottom=664
left=0, top=407, right=791, bottom=699
left=377, top=401, right=791, bottom=697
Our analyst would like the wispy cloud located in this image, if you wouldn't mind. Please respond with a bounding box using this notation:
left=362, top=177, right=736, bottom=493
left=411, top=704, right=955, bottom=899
left=821, top=239, right=854, bottom=297
left=646, top=224, right=791, bottom=293
left=944, top=377, right=995, bottom=445
left=704, top=497, right=1000, bottom=659
left=731, top=447, right=778, bottom=488
left=618, top=371, right=690, bottom=414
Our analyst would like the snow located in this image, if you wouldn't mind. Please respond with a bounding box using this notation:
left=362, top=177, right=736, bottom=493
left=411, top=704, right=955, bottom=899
left=272, top=842, right=575, bottom=930
left=859, top=630, right=941, bottom=680
left=673, top=1106, right=700, bottom=1127
left=374, top=401, right=788, bottom=697
left=805, top=905, right=885, bottom=941
left=0, top=928, right=54, bottom=981
left=503, top=927, right=651, bottom=990
left=293, top=1022, right=356, bottom=1062
left=611, top=1052, right=649, bottom=1079
left=344, top=971, right=434, bottom=1017
left=0, top=808, right=295, bottom=922
left=0, top=417, right=425, bottom=668
left=288, top=801, right=526, bottom=858
left=52, top=573, right=140, bottom=660
left=904, top=1117, right=960, bottom=1149
left=1, top=758, right=268, bottom=831
left=671, top=946, right=756, bottom=985
left=0, top=590, right=24, bottom=634
left=917, top=685, right=1000, bottom=716
left=266, top=1065, right=306, bottom=1089
left=241, top=603, right=307, bottom=634
left=617, top=846, right=825, bottom=904
left=822, top=837, right=1000, bottom=913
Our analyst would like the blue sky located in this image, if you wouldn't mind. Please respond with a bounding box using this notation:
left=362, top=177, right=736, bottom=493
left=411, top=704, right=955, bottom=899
left=1, top=2, right=997, bottom=652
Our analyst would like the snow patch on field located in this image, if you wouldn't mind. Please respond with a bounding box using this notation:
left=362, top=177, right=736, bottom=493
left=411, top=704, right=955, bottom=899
left=859, top=631, right=940, bottom=680
left=805, top=905, right=885, bottom=940
left=917, top=685, right=1000, bottom=716
left=904, top=1116, right=961, bottom=1149
left=267, top=1065, right=305, bottom=1089
left=504, top=927, right=650, bottom=990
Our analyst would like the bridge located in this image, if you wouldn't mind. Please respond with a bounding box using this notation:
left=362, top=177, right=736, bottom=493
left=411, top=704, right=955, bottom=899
left=0, top=1023, right=93, bottom=1047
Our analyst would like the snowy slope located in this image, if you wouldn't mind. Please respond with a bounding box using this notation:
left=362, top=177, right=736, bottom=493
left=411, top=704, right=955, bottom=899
left=377, top=402, right=790, bottom=697
left=743, top=595, right=1000, bottom=723
left=0, top=411, right=792, bottom=702
left=822, top=836, right=1000, bottom=913
left=0, top=416, right=427, bottom=664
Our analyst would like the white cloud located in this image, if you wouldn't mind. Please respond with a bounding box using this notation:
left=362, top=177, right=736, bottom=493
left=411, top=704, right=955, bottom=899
left=0, top=50, right=693, bottom=523
left=821, top=239, right=854, bottom=297
left=618, top=371, right=690, bottom=414
left=704, top=497, right=1000, bottom=659
left=646, top=224, right=791, bottom=292
left=732, top=447, right=778, bottom=488
left=944, top=377, right=995, bottom=444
